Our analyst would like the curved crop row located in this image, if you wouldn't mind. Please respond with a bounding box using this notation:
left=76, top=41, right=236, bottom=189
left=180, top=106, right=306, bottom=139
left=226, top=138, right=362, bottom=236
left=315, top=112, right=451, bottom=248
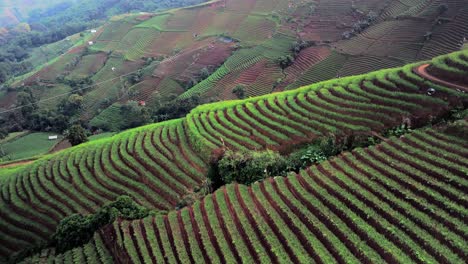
left=19, top=233, right=113, bottom=264
left=1, top=50, right=467, bottom=260
left=108, top=126, right=468, bottom=263
left=0, top=120, right=207, bottom=259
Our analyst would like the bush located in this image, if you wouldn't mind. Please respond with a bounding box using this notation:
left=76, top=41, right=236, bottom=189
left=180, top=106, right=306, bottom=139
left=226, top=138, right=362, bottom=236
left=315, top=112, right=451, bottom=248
left=65, top=124, right=88, bottom=146
left=232, top=85, right=246, bottom=99
left=52, top=195, right=149, bottom=253
left=216, top=149, right=288, bottom=185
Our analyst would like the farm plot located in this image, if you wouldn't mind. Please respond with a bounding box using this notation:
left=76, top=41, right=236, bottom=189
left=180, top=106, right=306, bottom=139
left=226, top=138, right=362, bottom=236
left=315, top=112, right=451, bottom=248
left=18, top=233, right=113, bottom=264
left=0, top=119, right=208, bottom=258
left=1, top=50, right=467, bottom=261
left=426, top=49, right=468, bottom=85
left=109, top=124, right=468, bottom=263
left=67, top=53, right=108, bottom=80
left=0, top=132, right=62, bottom=162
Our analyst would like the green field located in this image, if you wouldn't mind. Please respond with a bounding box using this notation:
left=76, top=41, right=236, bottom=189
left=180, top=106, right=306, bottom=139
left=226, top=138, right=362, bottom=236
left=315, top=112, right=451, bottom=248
left=0, top=132, right=62, bottom=162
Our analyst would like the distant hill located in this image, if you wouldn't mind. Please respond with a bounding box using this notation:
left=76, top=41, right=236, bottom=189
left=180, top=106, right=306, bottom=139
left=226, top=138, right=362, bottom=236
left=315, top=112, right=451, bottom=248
left=0, top=0, right=67, bottom=27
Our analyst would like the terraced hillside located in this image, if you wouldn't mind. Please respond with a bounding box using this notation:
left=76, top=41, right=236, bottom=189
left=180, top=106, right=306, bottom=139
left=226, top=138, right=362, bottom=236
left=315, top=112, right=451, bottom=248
left=106, top=123, right=468, bottom=264
left=5, top=0, right=466, bottom=128
left=1, top=49, right=467, bottom=262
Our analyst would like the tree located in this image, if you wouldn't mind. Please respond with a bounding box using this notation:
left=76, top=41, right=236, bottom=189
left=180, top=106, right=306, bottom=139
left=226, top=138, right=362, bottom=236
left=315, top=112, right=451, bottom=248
left=232, top=85, right=246, bottom=99
left=66, top=124, right=88, bottom=146
left=276, top=55, right=294, bottom=69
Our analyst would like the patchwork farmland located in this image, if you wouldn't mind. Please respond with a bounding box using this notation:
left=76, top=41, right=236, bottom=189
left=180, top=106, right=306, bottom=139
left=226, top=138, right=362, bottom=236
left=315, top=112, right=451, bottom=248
left=2, top=48, right=468, bottom=262
left=3, top=0, right=467, bottom=125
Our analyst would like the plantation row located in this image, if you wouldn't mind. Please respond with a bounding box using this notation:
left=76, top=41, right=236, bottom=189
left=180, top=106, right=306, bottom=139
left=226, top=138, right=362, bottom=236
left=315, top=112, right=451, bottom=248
left=0, top=120, right=207, bottom=259
left=1, top=50, right=467, bottom=261
left=19, top=234, right=113, bottom=264
left=188, top=59, right=466, bottom=154
left=419, top=7, right=468, bottom=59
left=427, top=49, right=468, bottom=85
left=108, top=126, right=468, bottom=263
left=180, top=34, right=294, bottom=99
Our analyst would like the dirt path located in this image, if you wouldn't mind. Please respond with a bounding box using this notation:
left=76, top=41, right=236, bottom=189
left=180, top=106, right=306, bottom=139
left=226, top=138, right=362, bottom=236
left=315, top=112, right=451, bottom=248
left=413, top=64, right=468, bottom=92
left=0, top=159, right=34, bottom=169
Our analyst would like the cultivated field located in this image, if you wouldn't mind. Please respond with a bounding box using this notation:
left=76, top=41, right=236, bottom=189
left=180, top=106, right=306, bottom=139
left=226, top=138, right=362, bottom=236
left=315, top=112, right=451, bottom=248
left=0, top=49, right=467, bottom=262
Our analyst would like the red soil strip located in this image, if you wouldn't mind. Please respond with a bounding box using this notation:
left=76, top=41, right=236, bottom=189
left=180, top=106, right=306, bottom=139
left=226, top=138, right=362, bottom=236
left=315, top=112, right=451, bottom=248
left=187, top=207, right=211, bottom=263
left=287, top=175, right=373, bottom=262
left=105, top=145, right=169, bottom=208
left=314, top=164, right=413, bottom=261
left=125, top=135, right=178, bottom=195
left=340, top=154, right=467, bottom=241
left=221, top=187, right=260, bottom=262
left=163, top=215, right=182, bottom=264
left=71, top=152, right=116, bottom=202
left=141, top=133, right=192, bottom=190
left=414, top=64, right=468, bottom=92
left=234, top=106, right=284, bottom=146
left=304, top=93, right=384, bottom=130
left=377, top=144, right=468, bottom=203
left=330, top=158, right=468, bottom=256
left=128, top=222, right=146, bottom=264
left=234, top=185, right=278, bottom=264
left=386, top=139, right=466, bottom=179
left=176, top=211, right=196, bottom=263
left=319, top=163, right=446, bottom=263
left=157, top=128, right=202, bottom=184
left=270, top=178, right=346, bottom=264
left=52, top=158, right=98, bottom=209
left=221, top=108, right=269, bottom=147
left=255, top=182, right=313, bottom=263
left=206, top=112, right=258, bottom=150
left=198, top=201, right=226, bottom=263
left=264, top=99, right=320, bottom=137
left=151, top=217, right=169, bottom=263
left=317, top=90, right=399, bottom=124
left=179, top=124, right=208, bottom=174
left=205, top=196, right=242, bottom=262
left=298, top=172, right=395, bottom=262
left=32, top=169, right=68, bottom=217
left=360, top=148, right=466, bottom=221
left=190, top=115, right=223, bottom=148
left=411, top=132, right=467, bottom=157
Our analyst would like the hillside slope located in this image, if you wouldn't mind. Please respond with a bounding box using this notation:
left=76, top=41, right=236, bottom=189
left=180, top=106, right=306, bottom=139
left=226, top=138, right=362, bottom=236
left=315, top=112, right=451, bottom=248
left=3, top=0, right=467, bottom=135
left=1, top=49, right=467, bottom=261
left=103, top=121, right=468, bottom=264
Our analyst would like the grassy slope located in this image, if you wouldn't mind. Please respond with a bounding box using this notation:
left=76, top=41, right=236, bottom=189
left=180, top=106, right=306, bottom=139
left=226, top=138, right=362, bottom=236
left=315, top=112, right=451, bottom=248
left=0, top=132, right=62, bottom=162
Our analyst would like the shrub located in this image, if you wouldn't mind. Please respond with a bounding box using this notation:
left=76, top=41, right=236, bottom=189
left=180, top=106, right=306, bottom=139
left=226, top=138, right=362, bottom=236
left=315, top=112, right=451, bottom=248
left=232, top=85, right=246, bottom=99
left=52, top=195, right=150, bottom=253
left=65, top=124, right=88, bottom=146
left=217, top=149, right=288, bottom=185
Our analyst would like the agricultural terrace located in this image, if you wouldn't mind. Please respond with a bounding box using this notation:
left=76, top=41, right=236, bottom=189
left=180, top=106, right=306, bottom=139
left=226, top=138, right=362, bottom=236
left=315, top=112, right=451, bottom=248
left=18, top=233, right=113, bottom=264
left=426, top=49, right=468, bottom=87
left=107, top=124, right=468, bottom=263
left=0, top=50, right=466, bottom=260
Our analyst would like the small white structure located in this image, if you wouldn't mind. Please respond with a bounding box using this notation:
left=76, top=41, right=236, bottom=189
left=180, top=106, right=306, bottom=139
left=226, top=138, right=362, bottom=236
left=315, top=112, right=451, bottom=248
left=112, top=67, right=116, bottom=71
left=91, top=29, right=97, bottom=33
left=48, top=135, right=58, bottom=140
left=88, top=41, right=94, bottom=46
